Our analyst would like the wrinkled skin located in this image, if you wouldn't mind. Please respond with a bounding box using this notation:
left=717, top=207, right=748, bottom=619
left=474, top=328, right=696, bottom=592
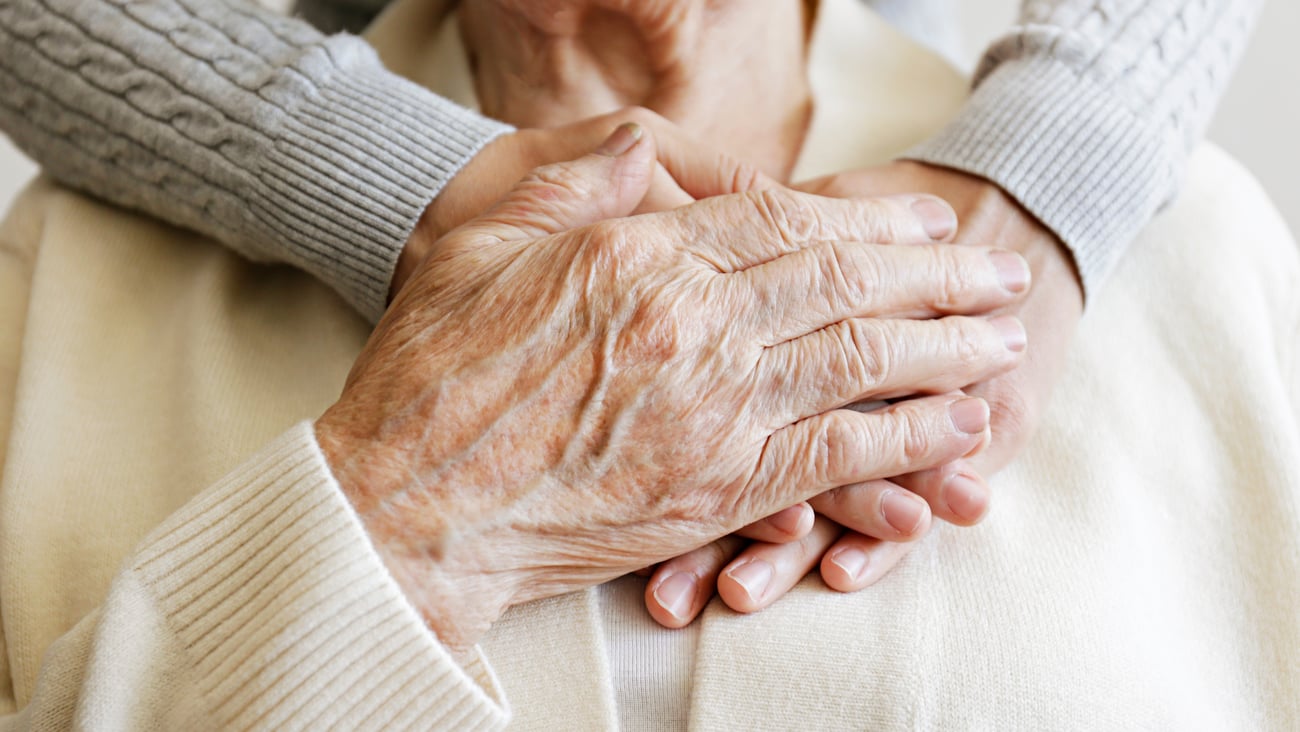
left=316, top=128, right=1031, bottom=652
left=424, top=0, right=1083, bottom=625
left=394, top=106, right=774, bottom=296
left=642, top=162, right=1083, bottom=626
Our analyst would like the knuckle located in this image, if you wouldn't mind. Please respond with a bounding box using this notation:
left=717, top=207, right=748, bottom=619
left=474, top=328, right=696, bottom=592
left=893, top=406, right=934, bottom=464
left=812, top=412, right=865, bottom=485
left=822, top=244, right=869, bottom=307
left=840, top=319, right=891, bottom=391
left=929, top=248, right=980, bottom=313
left=854, top=247, right=888, bottom=296
left=945, top=318, right=988, bottom=372
left=753, top=189, right=824, bottom=243
left=855, top=198, right=909, bottom=243
left=727, top=159, right=765, bottom=193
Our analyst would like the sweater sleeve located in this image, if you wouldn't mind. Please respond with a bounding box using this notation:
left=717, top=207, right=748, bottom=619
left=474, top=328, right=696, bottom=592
left=906, top=0, right=1263, bottom=297
left=0, top=423, right=511, bottom=731
left=0, top=0, right=511, bottom=322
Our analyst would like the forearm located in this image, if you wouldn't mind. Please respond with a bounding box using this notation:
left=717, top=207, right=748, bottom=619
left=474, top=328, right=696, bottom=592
left=0, top=0, right=509, bottom=322
left=908, top=0, right=1263, bottom=297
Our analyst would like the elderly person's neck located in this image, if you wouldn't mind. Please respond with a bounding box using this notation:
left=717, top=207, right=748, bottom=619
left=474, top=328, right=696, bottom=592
left=460, top=0, right=813, bottom=180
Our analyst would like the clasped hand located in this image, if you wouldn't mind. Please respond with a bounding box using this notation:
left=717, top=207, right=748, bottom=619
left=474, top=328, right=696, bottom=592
left=316, top=125, right=1030, bottom=652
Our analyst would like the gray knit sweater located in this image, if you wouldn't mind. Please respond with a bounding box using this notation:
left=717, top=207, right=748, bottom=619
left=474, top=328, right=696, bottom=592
left=0, top=0, right=1261, bottom=321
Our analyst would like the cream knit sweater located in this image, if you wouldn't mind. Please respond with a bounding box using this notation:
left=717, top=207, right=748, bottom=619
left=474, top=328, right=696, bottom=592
left=1, top=3, right=1297, bottom=728
left=0, top=0, right=1262, bottom=321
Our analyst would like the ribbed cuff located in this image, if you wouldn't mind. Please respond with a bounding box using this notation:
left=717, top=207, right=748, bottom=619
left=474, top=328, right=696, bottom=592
left=132, top=423, right=509, bottom=730
left=258, top=35, right=512, bottom=322
left=907, top=57, right=1180, bottom=299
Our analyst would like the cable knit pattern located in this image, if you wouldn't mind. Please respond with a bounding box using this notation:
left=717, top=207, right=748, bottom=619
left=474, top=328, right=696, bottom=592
left=0, top=0, right=1260, bottom=312
left=908, top=0, right=1262, bottom=296
left=0, top=0, right=510, bottom=322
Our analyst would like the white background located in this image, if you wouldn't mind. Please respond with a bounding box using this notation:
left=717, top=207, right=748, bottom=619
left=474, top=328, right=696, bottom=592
left=2, top=2, right=1296, bottom=237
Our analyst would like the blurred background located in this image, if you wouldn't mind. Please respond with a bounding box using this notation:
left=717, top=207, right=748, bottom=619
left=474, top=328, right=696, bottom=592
left=2, top=1, right=1296, bottom=237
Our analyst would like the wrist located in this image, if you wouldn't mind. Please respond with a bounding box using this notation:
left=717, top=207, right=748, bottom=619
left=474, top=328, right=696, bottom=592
left=314, top=413, right=512, bottom=654
left=391, top=201, right=447, bottom=301
left=391, top=130, right=536, bottom=300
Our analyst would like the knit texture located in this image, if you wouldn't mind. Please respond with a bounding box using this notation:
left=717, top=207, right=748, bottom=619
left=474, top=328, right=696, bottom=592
left=1, top=4, right=1298, bottom=723
left=132, top=423, right=510, bottom=730
left=0, top=0, right=510, bottom=322
left=0, top=178, right=511, bottom=728
left=2, top=128, right=1297, bottom=732
left=0, top=0, right=1262, bottom=311
left=0, top=0, right=1258, bottom=308
left=909, top=0, right=1262, bottom=296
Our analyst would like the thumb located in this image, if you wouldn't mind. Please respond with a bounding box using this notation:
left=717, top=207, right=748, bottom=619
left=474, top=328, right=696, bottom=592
left=462, top=123, right=656, bottom=242
left=653, top=129, right=778, bottom=199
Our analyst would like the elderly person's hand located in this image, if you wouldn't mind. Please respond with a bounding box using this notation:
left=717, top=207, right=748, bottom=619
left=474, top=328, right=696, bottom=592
left=638, top=161, right=1081, bottom=626
left=394, top=106, right=772, bottom=297
left=797, top=161, right=1084, bottom=521
left=314, top=125, right=1032, bottom=653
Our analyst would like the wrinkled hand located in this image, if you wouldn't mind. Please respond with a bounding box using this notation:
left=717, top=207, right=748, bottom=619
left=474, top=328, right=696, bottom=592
left=394, top=107, right=771, bottom=297
left=799, top=161, right=1084, bottom=479
left=315, top=127, right=1031, bottom=653
left=641, top=161, right=1083, bottom=627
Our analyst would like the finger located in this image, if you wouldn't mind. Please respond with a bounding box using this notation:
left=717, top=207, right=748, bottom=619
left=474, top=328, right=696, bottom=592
left=757, top=315, right=1025, bottom=425
left=820, top=532, right=917, bottom=592
left=807, top=479, right=932, bottom=542
left=717, top=516, right=841, bottom=613
left=650, top=123, right=776, bottom=199
left=633, top=162, right=696, bottom=215
left=644, top=536, right=745, bottom=628
left=734, top=502, right=815, bottom=543
left=740, top=395, right=991, bottom=523
left=648, top=189, right=957, bottom=273
left=578, top=107, right=776, bottom=200
left=793, top=170, right=905, bottom=203
left=459, top=122, right=657, bottom=242
left=738, top=242, right=1030, bottom=343
left=892, top=459, right=992, bottom=526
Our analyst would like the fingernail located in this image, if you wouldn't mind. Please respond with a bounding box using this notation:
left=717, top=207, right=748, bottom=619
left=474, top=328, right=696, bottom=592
left=942, top=472, right=990, bottom=522
left=988, top=250, right=1030, bottom=292
left=911, top=197, right=956, bottom=240
left=595, top=122, right=643, bottom=156
left=830, top=548, right=869, bottom=582
left=949, top=397, right=989, bottom=435
left=652, top=572, right=695, bottom=621
left=767, top=504, right=808, bottom=536
left=991, top=315, right=1027, bottom=352
left=725, top=559, right=773, bottom=604
left=881, top=490, right=927, bottom=534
